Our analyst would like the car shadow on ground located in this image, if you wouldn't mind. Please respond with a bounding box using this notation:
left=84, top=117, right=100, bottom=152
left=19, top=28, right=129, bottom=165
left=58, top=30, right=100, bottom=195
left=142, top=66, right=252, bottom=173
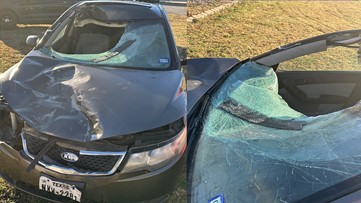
left=0, top=25, right=50, bottom=55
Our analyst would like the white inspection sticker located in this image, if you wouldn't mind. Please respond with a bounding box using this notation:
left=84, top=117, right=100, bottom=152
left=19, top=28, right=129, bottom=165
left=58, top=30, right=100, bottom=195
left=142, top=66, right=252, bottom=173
left=158, top=58, right=169, bottom=64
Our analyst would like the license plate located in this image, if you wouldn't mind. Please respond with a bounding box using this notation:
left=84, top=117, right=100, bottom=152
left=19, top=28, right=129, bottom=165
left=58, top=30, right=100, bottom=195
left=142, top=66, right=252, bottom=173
left=39, top=176, right=82, bottom=202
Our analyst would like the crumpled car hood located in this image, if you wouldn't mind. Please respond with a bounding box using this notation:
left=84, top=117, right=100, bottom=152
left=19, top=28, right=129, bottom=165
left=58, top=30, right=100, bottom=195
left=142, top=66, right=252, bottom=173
left=0, top=51, right=186, bottom=142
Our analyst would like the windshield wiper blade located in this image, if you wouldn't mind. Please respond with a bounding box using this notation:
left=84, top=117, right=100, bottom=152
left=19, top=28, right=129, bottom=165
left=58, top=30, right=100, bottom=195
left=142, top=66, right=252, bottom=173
left=219, top=99, right=306, bottom=130
left=94, top=39, right=136, bottom=63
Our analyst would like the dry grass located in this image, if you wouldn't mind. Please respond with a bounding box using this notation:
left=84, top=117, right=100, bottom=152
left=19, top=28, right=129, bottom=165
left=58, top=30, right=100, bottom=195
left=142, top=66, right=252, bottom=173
left=0, top=178, right=15, bottom=203
left=188, top=1, right=361, bottom=71
left=0, top=25, right=49, bottom=72
left=0, top=25, right=50, bottom=203
left=168, top=14, right=187, bottom=60
left=188, top=1, right=227, bottom=16
left=168, top=168, right=187, bottom=203
left=168, top=15, right=187, bottom=48
left=0, top=178, right=48, bottom=203
left=3, top=1, right=361, bottom=202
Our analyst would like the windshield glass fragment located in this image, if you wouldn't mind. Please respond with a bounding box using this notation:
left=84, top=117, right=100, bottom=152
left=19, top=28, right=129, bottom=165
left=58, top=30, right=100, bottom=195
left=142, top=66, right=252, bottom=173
left=191, top=62, right=361, bottom=202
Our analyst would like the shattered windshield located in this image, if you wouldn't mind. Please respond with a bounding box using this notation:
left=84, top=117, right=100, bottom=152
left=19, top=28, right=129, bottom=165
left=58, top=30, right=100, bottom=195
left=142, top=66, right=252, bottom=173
left=191, top=62, right=361, bottom=202
left=40, top=6, right=172, bottom=69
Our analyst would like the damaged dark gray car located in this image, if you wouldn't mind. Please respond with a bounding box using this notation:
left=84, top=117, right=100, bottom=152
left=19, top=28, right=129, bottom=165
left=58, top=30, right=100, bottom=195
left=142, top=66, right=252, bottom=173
left=0, top=1, right=186, bottom=203
left=187, top=29, right=361, bottom=203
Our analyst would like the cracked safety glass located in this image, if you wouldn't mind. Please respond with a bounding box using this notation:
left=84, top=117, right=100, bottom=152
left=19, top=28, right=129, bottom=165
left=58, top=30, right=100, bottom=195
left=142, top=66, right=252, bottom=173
left=190, top=62, right=361, bottom=202
left=40, top=5, right=171, bottom=69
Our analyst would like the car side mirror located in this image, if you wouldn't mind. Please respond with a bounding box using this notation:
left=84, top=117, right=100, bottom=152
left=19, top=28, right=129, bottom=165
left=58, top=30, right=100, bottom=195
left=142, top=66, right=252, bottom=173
left=26, top=35, right=39, bottom=48
left=177, top=46, right=187, bottom=66
left=181, top=59, right=187, bottom=66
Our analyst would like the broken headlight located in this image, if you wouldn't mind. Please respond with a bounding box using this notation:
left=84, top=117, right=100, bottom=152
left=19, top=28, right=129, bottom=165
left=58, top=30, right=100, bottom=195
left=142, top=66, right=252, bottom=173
left=121, top=126, right=186, bottom=173
left=0, top=102, right=23, bottom=149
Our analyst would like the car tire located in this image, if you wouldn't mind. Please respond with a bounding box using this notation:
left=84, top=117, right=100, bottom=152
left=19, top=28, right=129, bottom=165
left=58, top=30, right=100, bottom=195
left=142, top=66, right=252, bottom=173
left=0, top=11, right=18, bottom=29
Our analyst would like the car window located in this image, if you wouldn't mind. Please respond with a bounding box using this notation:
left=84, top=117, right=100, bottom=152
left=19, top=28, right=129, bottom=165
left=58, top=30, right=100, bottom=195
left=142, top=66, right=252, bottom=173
left=41, top=20, right=171, bottom=69
left=52, top=24, right=68, bottom=44
left=40, top=10, right=172, bottom=70
left=277, top=46, right=361, bottom=71
left=190, top=61, right=361, bottom=202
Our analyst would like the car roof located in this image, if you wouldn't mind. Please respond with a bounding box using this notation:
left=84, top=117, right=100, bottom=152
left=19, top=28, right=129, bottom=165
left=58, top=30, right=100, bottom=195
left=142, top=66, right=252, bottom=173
left=81, top=0, right=153, bottom=7
left=75, top=0, right=166, bottom=20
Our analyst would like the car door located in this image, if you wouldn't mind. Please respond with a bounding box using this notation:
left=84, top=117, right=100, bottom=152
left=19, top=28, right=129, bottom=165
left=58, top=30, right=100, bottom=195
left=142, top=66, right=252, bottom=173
left=20, top=0, right=76, bottom=24
left=188, top=30, right=361, bottom=203
left=277, top=71, right=361, bottom=116
left=251, top=29, right=361, bottom=116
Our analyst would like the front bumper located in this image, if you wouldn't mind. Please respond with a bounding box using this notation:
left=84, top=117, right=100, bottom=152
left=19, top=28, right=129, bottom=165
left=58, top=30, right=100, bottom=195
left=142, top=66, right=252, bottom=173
left=0, top=142, right=185, bottom=203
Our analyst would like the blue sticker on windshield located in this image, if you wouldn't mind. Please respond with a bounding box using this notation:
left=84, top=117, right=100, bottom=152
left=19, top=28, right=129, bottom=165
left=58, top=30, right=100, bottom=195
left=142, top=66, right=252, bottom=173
left=158, top=58, right=169, bottom=64
left=208, top=194, right=224, bottom=203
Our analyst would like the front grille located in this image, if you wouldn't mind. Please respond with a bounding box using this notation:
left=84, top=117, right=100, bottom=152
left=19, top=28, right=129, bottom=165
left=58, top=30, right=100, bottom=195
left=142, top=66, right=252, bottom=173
left=22, top=133, right=126, bottom=176
left=25, top=134, right=47, bottom=154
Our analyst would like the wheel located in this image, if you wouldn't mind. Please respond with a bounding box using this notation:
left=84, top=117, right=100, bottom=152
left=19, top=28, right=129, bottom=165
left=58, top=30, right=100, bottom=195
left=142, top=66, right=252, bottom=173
left=0, top=11, right=17, bottom=29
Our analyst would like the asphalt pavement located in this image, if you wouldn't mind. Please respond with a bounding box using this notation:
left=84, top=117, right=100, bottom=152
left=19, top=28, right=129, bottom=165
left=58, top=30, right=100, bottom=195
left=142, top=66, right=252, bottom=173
left=161, top=0, right=186, bottom=16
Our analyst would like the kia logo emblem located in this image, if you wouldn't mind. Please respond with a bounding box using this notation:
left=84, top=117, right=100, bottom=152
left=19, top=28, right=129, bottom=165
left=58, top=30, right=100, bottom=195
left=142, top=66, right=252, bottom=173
left=61, top=152, right=79, bottom=162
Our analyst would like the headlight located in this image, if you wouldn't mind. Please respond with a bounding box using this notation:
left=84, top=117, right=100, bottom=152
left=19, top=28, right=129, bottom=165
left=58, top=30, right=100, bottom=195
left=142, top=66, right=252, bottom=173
left=121, top=127, right=186, bottom=173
